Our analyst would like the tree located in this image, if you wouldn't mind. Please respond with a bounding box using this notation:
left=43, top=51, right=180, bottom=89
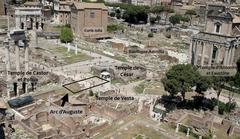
left=211, top=76, right=226, bottom=107
left=162, top=78, right=180, bottom=96
left=185, top=10, right=196, bottom=26
left=225, top=102, right=236, bottom=113
left=181, top=16, right=190, bottom=26
left=121, top=5, right=149, bottom=24
left=230, top=58, right=240, bottom=88
left=169, top=14, right=182, bottom=25
left=218, top=102, right=225, bottom=115
left=162, top=64, right=200, bottom=100
left=60, top=27, right=73, bottom=43
left=196, top=76, right=211, bottom=94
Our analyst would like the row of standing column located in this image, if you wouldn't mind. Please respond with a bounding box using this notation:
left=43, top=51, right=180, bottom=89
left=4, top=39, right=29, bottom=98
left=223, top=46, right=236, bottom=66
left=189, top=40, right=236, bottom=66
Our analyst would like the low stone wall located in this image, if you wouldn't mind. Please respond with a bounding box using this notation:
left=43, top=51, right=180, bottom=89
left=91, top=104, right=128, bottom=121
left=89, top=122, right=109, bottom=135
left=17, top=120, right=40, bottom=138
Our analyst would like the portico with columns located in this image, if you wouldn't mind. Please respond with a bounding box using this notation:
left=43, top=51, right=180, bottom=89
left=189, top=3, right=240, bottom=67
left=3, top=30, right=30, bottom=98
left=15, top=7, right=43, bottom=31
left=189, top=33, right=239, bottom=66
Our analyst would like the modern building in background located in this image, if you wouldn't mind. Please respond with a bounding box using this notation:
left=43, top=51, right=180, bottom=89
left=53, top=0, right=81, bottom=25
left=70, top=2, right=109, bottom=39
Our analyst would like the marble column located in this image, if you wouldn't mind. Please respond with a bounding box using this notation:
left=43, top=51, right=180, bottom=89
left=75, top=44, right=78, bottom=55
left=201, top=42, right=205, bottom=66
left=227, top=47, right=232, bottom=66
left=24, top=16, right=27, bottom=30
left=4, top=39, right=11, bottom=98
left=216, top=47, right=221, bottom=64
left=39, top=18, right=42, bottom=31
left=24, top=45, right=29, bottom=72
left=208, top=43, right=213, bottom=66
left=4, top=40, right=10, bottom=74
left=186, top=128, right=190, bottom=137
left=33, top=16, right=36, bottom=30
left=15, top=16, right=21, bottom=29
left=188, top=40, right=193, bottom=64
left=15, top=45, right=20, bottom=72
left=24, top=44, right=29, bottom=94
left=175, top=123, right=179, bottom=133
left=15, top=43, right=20, bottom=97
left=194, top=41, right=199, bottom=65
left=230, top=46, right=235, bottom=66
left=223, top=47, right=229, bottom=66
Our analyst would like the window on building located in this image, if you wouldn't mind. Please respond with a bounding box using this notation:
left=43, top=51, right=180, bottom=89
left=216, top=24, right=220, bottom=33
left=215, top=22, right=221, bottom=33
left=90, top=11, right=95, bottom=18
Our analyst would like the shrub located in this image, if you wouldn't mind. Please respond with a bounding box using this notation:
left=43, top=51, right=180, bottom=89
left=148, top=33, right=154, bottom=37
left=218, top=102, right=225, bottom=115
left=107, top=24, right=124, bottom=32
left=218, top=101, right=236, bottom=115
left=165, top=33, right=171, bottom=38
left=89, top=90, right=94, bottom=96
left=110, top=12, right=115, bottom=17
left=116, top=13, right=121, bottom=19
left=169, top=14, right=182, bottom=25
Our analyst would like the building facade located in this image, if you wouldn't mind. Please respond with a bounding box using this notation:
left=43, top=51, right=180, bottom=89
left=189, top=4, right=240, bottom=67
left=70, top=2, right=108, bottom=39
left=53, top=0, right=81, bottom=25
left=15, top=3, right=43, bottom=30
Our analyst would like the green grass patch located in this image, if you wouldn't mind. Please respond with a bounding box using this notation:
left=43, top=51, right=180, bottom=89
left=77, top=44, right=128, bottom=62
left=135, top=84, right=145, bottom=94
left=49, top=46, right=93, bottom=64
left=111, top=55, right=128, bottom=62
left=107, top=24, right=125, bottom=33
left=135, top=135, right=145, bottom=139
left=111, top=79, right=122, bottom=84
left=43, top=24, right=69, bottom=33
